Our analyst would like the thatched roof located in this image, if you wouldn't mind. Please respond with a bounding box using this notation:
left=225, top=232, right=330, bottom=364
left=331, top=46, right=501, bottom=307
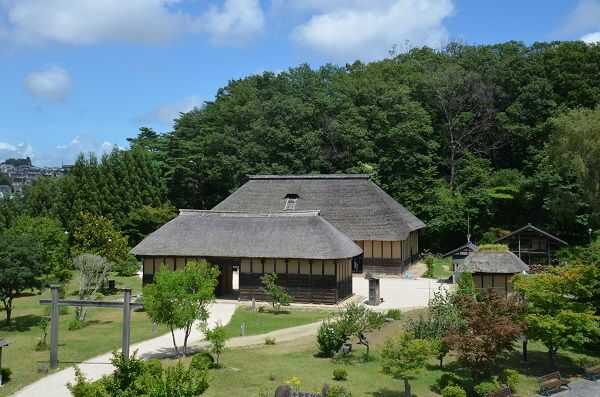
left=131, top=210, right=362, bottom=260
left=212, top=174, right=425, bottom=241
left=457, top=250, right=529, bottom=274
left=496, top=223, right=568, bottom=246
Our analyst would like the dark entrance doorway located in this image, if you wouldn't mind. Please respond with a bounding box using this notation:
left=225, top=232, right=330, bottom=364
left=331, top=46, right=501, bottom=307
left=352, top=254, right=363, bottom=273
left=209, top=257, right=239, bottom=298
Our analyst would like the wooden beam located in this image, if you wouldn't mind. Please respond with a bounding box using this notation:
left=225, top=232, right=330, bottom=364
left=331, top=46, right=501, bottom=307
left=40, top=299, right=143, bottom=309
left=50, top=285, right=59, bottom=369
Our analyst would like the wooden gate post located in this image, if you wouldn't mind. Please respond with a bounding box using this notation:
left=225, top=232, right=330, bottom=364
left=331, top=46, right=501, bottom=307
left=50, top=285, right=60, bottom=369
left=122, top=289, right=131, bottom=360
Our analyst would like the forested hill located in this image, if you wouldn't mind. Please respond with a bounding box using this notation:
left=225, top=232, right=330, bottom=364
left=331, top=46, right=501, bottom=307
left=5, top=41, right=600, bottom=252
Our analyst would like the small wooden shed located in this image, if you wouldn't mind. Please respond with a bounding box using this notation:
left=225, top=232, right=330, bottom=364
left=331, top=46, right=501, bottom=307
left=456, top=246, right=529, bottom=297
left=495, top=223, right=567, bottom=266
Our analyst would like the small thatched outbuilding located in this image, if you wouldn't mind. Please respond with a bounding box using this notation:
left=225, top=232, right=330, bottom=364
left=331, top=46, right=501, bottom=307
left=456, top=245, right=529, bottom=297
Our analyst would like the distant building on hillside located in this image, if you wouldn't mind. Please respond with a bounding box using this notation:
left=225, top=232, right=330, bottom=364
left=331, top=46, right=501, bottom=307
left=495, top=224, right=567, bottom=266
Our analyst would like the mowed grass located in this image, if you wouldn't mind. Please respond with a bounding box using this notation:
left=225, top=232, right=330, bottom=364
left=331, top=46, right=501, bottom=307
left=0, top=273, right=166, bottom=396
left=221, top=306, right=332, bottom=339
left=167, top=310, right=600, bottom=397
left=429, top=257, right=452, bottom=280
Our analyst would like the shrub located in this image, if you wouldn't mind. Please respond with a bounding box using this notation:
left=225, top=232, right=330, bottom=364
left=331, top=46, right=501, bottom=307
left=191, top=352, right=215, bottom=370
left=474, top=380, right=500, bottom=397
left=386, top=309, right=402, bottom=320
left=205, top=324, right=228, bottom=367
left=0, top=368, right=12, bottom=384
left=328, top=385, right=352, bottom=397
left=257, top=305, right=266, bottom=313
left=333, top=368, right=348, bottom=381
left=499, top=369, right=520, bottom=392
left=68, top=317, right=85, bottom=331
left=113, top=255, right=140, bottom=277
left=437, top=373, right=463, bottom=390
left=265, top=337, right=276, bottom=345
left=424, top=255, right=435, bottom=277
left=317, top=320, right=346, bottom=357
left=144, top=359, right=162, bottom=377
left=441, top=385, right=466, bottom=397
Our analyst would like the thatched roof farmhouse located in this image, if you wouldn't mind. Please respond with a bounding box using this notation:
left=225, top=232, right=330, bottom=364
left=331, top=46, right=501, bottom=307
left=132, top=174, right=425, bottom=304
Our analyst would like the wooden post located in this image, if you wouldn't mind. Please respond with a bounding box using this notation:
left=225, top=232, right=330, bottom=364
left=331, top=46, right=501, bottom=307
left=50, top=285, right=60, bottom=369
left=122, top=289, right=131, bottom=360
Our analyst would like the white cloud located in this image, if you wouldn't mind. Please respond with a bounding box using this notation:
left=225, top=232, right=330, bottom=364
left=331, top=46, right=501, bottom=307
left=0, top=0, right=265, bottom=46
left=145, top=96, right=204, bottom=125
left=45, top=135, right=122, bottom=165
left=24, top=66, right=72, bottom=102
left=291, top=0, right=454, bottom=61
left=203, top=0, right=265, bottom=44
left=0, top=142, right=34, bottom=162
left=581, top=31, right=600, bottom=43
left=562, top=0, right=600, bottom=36
left=0, top=136, right=124, bottom=166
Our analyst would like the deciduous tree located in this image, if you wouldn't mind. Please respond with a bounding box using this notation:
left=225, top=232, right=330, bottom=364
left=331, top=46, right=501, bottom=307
left=144, top=260, right=219, bottom=356
left=0, top=232, right=44, bottom=323
left=381, top=333, right=431, bottom=397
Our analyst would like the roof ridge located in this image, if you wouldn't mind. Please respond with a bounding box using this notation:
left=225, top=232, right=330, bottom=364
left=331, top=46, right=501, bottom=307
left=248, top=174, right=371, bottom=180
left=179, top=209, right=321, bottom=217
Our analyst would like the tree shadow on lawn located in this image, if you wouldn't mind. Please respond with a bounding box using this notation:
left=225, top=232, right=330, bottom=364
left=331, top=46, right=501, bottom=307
left=0, top=314, right=43, bottom=332
left=368, top=389, right=406, bottom=397
left=499, top=349, right=583, bottom=379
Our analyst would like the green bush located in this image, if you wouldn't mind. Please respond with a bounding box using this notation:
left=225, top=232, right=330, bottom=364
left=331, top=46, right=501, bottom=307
left=332, top=368, right=348, bottom=381
left=0, top=367, right=12, bottom=384
left=385, top=309, right=402, bottom=320
left=317, top=320, right=346, bottom=357
left=191, top=352, right=215, bottom=370
left=113, top=255, right=140, bottom=277
left=474, top=380, right=500, bottom=397
left=265, top=337, right=276, bottom=345
left=68, top=317, right=85, bottom=331
left=144, top=359, right=162, bottom=377
left=424, top=255, right=435, bottom=277
left=441, top=385, right=466, bottom=397
left=499, top=369, right=520, bottom=392
left=437, top=373, right=463, bottom=390
left=328, top=385, right=352, bottom=397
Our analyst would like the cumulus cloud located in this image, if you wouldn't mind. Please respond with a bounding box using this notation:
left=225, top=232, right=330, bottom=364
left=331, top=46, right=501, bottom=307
left=581, top=31, right=600, bottom=43
left=202, top=0, right=265, bottom=44
left=0, top=136, right=124, bottom=166
left=144, top=96, right=204, bottom=125
left=291, top=0, right=454, bottom=61
left=24, top=66, right=72, bottom=102
left=0, top=0, right=265, bottom=46
left=0, top=141, right=34, bottom=162
left=44, top=135, right=122, bottom=165
left=562, top=0, right=600, bottom=36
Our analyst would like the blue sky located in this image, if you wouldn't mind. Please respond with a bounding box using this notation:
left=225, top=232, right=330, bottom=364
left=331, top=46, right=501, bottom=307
left=1, top=0, right=599, bottom=166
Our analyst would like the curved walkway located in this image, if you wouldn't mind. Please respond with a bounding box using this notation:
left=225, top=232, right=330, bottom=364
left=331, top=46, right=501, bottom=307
left=13, top=303, right=237, bottom=397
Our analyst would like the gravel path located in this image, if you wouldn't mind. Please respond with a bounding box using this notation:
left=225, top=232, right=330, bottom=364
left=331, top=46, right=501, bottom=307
left=13, top=303, right=237, bottom=397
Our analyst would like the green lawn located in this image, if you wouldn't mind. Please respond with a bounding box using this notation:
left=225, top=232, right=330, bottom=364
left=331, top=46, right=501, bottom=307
left=0, top=273, right=165, bottom=396
left=426, top=257, right=452, bottom=280
left=167, top=311, right=600, bottom=397
left=221, top=306, right=332, bottom=339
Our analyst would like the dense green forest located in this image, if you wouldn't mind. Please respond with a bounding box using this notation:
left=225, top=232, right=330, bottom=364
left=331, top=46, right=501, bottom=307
left=2, top=41, right=600, bottom=251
